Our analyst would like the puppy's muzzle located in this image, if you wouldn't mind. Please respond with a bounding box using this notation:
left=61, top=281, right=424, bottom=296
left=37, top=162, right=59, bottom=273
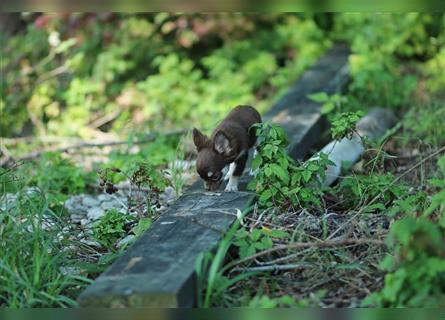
left=204, top=172, right=223, bottom=191
left=204, top=180, right=222, bottom=191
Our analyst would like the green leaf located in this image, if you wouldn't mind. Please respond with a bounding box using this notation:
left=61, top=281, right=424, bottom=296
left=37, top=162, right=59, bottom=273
left=270, top=164, right=289, bottom=183
left=251, top=229, right=262, bottom=241
left=321, top=101, right=335, bottom=114
left=259, top=189, right=273, bottom=203
left=131, top=218, right=152, bottom=237
left=302, top=170, right=312, bottom=182
left=307, top=92, right=329, bottom=103
left=252, top=154, right=263, bottom=170
left=269, top=229, right=290, bottom=238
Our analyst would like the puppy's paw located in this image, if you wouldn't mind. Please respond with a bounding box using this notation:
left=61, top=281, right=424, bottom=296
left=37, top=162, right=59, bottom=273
left=224, top=183, right=238, bottom=192
left=224, top=176, right=239, bottom=192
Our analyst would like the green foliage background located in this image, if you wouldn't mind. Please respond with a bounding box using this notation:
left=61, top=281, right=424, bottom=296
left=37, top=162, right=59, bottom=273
left=1, top=13, right=445, bottom=308
left=1, top=13, right=330, bottom=139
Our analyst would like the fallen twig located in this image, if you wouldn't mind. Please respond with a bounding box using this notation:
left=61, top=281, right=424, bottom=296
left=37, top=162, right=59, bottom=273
left=231, top=262, right=312, bottom=273
left=0, top=129, right=188, bottom=167
left=231, top=238, right=386, bottom=267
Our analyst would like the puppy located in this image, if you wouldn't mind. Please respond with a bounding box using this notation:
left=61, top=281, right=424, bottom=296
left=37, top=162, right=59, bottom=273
left=192, top=105, right=262, bottom=192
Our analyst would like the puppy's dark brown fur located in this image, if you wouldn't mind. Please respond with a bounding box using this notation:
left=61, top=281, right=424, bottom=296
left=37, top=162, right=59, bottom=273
left=193, top=105, right=262, bottom=191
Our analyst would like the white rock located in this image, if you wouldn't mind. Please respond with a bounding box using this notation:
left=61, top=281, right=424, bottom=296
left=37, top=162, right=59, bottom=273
left=25, top=186, right=40, bottom=195
left=87, top=207, right=105, bottom=221
left=155, top=205, right=167, bottom=212
left=0, top=193, right=18, bottom=210
left=60, top=266, right=81, bottom=276
left=116, top=234, right=136, bottom=249
left=79, top=238, right=101, bottom=247
left=80, top=219, right=90, bottom=226
left=159, top=186, right=175, bottom=202
left=98, top=194, right=111, bottom=202
left=70, top=214, right=83, bottom=223
left=82, top=196, right=99, bottom=207
left=64, top=195, right=85, bottom=212
left=101, top=201, right=119, bottom=211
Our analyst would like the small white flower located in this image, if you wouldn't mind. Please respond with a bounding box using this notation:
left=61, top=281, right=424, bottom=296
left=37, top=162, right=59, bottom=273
left=236, top=208, right=244, bottom=226
left=48, top=31, right=60, bottom=47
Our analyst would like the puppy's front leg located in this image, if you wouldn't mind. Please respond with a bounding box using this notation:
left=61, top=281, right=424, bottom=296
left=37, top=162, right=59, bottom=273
left=224, top=163, right=236, bottom=181
left=225, top=152, right=248, bottom=192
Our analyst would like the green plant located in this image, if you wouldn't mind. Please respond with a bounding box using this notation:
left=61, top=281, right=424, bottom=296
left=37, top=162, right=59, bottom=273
left=92, top=209, right=134, bottom=248
left=336, top=173, right=407, bottom=209
left=0, top=175, right=90, bottom=307
left=363, top=216, right=445, bottom=307
left=402, top=102, right=445, bottom=146
left=424, top=155, right=445, bottom=222
left=195, top=206, right=257, bottom=307
left=331, top=13, right=445, bottom=108
left=25, top=152, right=94, bottom=206
left=131, top=217, right=152, bottom=237
left=166, top=133, right=189, bottom=197
left=248, top=122, right=333, bottom=209
left=330, top=111, right=364, bottom=141
left=247, top=294, right=302, bottom=307
left=307, top=92, right=348, bottom=114
left=364, top=156, right=445, bottom=307
left=98, top=160, right=169, bottom=217
left=233, top=226, right=289, bottom=259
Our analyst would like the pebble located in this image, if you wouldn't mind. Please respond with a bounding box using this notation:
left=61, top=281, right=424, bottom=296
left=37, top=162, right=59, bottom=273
left=98, top=194, right=111, bottom=202
left=116, top=234, right=136, bottom=249
left=79, top=238, right=102, bottom=247
left=82, top=196, right=100, bottom=207
left=70, top=214, right=84, bottom=223
left=101, top=200, right=120, bottom=211
left=0, top=193, right=18, bottom=210
left=60, top=266, right=81, bottom=276
left=159, top=186, right=176, bottom=202
left=87, top=207, right=105, bottom=221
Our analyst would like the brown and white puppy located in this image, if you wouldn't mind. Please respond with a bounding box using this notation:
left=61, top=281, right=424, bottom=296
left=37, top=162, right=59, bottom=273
left=193, top=105, right=262, bottom=191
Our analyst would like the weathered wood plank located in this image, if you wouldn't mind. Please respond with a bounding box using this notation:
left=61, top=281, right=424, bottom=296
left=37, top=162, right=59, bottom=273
left=77, top=44, right=350, bottom=307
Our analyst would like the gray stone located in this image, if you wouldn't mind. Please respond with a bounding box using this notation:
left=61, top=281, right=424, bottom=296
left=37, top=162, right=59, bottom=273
left=159, top=186, right=175, bottom=202
left=87, top=207, right=105, bottom=221
left=0, top=193, right=18, bottom=211
left=78, top=44, right=350, bottom=307
left=64, top=195, right=85, bottom=213
left=116, top=235, right=136, bottom=249
left=70, top=214, right=84, bottom=223
left=82, top=196, right=100, bottom=207
left=80, top=239, right=102, bottom=247
left=80, top=219, right=90, bottom=226
left=101, top=200, right=120, bottom=211
left=98, top=194, right=111, bottom=202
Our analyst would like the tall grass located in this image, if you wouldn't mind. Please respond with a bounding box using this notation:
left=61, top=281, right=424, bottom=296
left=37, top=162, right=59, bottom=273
left=0, top=168, right=90, bottom=307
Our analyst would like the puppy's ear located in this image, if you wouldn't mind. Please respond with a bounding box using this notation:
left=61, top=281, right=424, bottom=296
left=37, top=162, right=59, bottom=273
left=193, top=128, right=210, bottom=151
left=214, top=131, right=232, bottom=155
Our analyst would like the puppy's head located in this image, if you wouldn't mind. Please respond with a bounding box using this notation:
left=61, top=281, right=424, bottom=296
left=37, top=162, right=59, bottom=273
left=193, top=128, right=227, bottom=191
